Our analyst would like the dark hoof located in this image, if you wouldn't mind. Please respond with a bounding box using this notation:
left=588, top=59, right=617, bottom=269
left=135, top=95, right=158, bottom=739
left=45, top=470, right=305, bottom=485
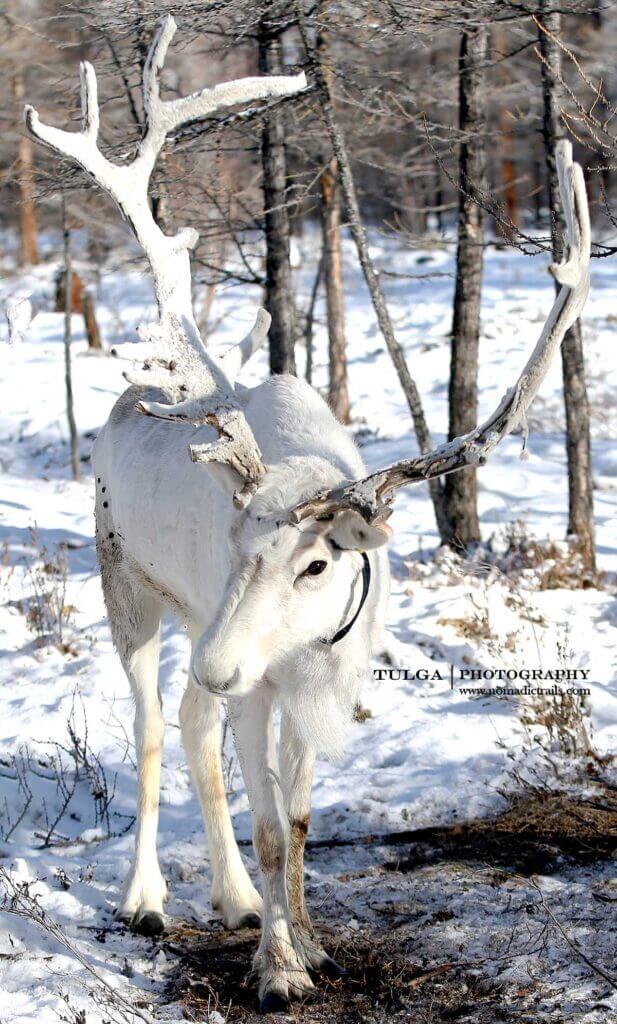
left=237, top=912, right=262, bottom=929
left=134, top=911, right=165, bottom=937
left=319, top=954, right=347, bottom=979
left=259, top=991, right=289, bottom=1014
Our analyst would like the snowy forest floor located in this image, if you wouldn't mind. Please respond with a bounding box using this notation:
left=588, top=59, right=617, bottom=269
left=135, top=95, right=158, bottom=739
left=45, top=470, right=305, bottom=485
left=0, top=231, right=616, bottom=1023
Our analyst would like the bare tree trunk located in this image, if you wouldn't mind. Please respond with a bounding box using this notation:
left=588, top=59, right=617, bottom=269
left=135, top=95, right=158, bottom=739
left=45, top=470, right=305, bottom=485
left=259, top=16, right=298, bottom=375
left=304, top=255, right=323, bottom=385
left=538, top=7, right=595, bottom=572
left=493, top=26, right=517, bottom=241
left=55, top=269, right=102, bottom=350
left=429, top=48, right=444, bottom=233
left=298, top=13, right=449, bottom=540
left=533, top=149, right=545, bottom=229
left=318, top=14, right=349, bottom=422
left=320, top=161, right=350, bottom=422
left=444, top=25, right=488, bottom=548
left=62, top=201, right=79, bottom=481
left=55, top=269, right=83, bottom=315
left=13, top=72, right=39, bottom=266
left=82, top=292, right=102, bottom=350
left=499, top=107, right=517, bottom=238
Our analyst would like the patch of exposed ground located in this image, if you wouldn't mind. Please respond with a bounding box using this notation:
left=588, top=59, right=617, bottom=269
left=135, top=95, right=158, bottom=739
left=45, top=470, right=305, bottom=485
left=161, top=790, right=617, bottom=1023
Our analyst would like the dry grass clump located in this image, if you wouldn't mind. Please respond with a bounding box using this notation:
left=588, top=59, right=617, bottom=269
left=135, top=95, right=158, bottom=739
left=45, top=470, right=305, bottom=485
left=519, top=688, right=596, bottom=759
left=493, top=786, right=617, bottom=848
left=437, top=608, right=492, bottom=642
left=5, top=528, right=77, bottom=653
left=406, top=521, right=606, bottom=593
left=485, top=521, right=604, bottom=591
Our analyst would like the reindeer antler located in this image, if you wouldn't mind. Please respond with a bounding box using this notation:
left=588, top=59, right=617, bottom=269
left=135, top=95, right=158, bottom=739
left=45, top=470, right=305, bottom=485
left=25, top=15, right=306, bottom=508
left=291, top=140, right=590, bottom=525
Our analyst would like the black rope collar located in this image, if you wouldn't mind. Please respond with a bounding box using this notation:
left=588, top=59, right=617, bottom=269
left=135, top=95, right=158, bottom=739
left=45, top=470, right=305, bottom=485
left=320, top=550, right=371, bottom=647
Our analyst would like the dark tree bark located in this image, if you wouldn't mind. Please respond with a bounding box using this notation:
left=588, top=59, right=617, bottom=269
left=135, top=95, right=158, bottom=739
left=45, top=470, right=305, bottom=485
left=298, top=13, right=450, bottom=540
left=538, top=7, right=595, bottom=572
left=13, top=72, right=39, bottom=267
left=259, top=16, right=298, bottom=376
left=443, top=25, right=488, bottom=548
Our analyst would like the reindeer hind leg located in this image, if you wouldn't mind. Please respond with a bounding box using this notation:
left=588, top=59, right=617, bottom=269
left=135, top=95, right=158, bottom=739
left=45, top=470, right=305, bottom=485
left=97, top=515, right=166, bottom=935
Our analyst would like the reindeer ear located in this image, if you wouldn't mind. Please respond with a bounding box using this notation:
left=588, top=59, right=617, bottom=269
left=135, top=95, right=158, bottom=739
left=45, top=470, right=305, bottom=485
left=327, top=511, right=392, bottom=551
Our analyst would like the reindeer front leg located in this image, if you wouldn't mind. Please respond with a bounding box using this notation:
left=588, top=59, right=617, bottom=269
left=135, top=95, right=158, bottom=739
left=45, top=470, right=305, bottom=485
left=228, top=689, right=313, bottom=1012
left=280, top=710, right=346, bottom=979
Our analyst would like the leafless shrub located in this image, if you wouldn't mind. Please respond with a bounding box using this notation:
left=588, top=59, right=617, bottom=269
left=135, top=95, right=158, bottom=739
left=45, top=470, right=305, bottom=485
left=520, top=692, right=596, bottom=759
left=518, top=630, right=597, bottom=761
left=408, top=522, right=606, bottom=594
left=58, top=991, right=88, bottom=1024
left=0, top=749, right=33, bottom=841
left=0, top=869, right=154, bottom=1024
left=36, top=694, right=118, bottom=846
left=488, top=521, right=604, bottom=591
left=437, top=606, right=493, bottom=642
left=22, top=528, right=76, bottom=652
left=0, top=692, right=130, bottom=848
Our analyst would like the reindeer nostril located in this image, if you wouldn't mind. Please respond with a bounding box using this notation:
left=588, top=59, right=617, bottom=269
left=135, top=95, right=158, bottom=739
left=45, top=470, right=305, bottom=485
left=190, top=661, right=240, bottom=696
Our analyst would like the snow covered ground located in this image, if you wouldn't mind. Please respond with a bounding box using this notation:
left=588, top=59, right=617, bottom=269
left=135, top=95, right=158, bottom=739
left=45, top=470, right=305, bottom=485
left=0, top=233, right=616, bottom=1022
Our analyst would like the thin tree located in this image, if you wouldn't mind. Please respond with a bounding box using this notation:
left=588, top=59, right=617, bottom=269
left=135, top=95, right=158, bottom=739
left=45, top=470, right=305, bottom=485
left=304, top=254, right=323, bottom=385
left=493, top=24, right=518, bottom=239
left=318, top=12, right=350, bottom=423
left=258, top=10, right=298, bottom=375
left=62, top=200, right=79, bottom=482
left=12, top=70, right=38, bottom=266
left=537, top=6, right=595, bottom=572
left=55, top=269, right=102, bottom=351
left=444, top=24, right=488, bottom=547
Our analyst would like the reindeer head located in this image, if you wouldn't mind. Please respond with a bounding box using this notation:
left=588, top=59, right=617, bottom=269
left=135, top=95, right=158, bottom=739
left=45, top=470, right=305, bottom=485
left=188, top=453, right=389, bottom=684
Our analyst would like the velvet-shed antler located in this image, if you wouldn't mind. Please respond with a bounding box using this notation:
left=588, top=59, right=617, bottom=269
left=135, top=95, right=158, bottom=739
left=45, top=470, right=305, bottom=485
left=25, top=15, right=306, bottom=508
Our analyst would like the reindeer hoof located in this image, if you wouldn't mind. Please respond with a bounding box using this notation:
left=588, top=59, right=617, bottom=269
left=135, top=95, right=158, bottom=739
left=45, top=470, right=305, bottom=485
left=237, top=911, right=262, bottom=929
left=259, top=990, right=289, bottom=1014
left=318, top=954, right=347, bottom=979
left=134, top=911, right=165, bottom=937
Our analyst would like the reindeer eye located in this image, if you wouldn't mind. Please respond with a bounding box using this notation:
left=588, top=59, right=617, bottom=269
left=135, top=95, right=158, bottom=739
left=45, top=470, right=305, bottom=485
left=303, top=560, right=327, bottom=577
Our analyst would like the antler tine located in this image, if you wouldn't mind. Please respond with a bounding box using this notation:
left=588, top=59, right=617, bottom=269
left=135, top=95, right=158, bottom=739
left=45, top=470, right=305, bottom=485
left=24, top=60, right=106, bottom=178
left=141, top=14, right=306, bottom=167
left=218, top=308, right=272, bottom=377
left=291, top=140, right=591, bottom=526
left=143, top=14, right=177, bottom=119
left=80, top=60, right=99, bottom=138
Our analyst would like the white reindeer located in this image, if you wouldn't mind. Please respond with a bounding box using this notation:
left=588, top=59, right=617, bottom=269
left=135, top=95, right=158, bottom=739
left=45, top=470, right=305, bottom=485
left=23, top=16, right=590, bottom=1012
